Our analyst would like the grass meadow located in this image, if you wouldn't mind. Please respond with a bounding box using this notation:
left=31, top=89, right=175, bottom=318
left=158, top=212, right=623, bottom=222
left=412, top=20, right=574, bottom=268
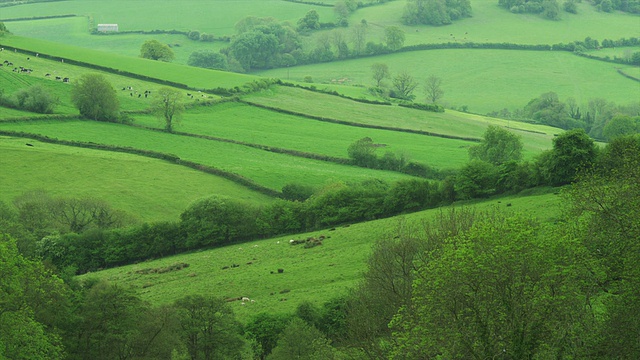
left=255, top=49, right=640, bottom=114
left=0, top=120, right=417, bottom=191
left=0, top=136, right=274, bottom=221
left=81, top=189, right=563, bottom=322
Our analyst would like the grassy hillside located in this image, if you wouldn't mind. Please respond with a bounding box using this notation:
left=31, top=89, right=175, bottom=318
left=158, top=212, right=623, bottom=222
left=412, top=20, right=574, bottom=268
left=81, top=189, right=562, bottom=321
left=0, top=136, right=274, bottom=221
left=255, top=49, right=640, bottom=114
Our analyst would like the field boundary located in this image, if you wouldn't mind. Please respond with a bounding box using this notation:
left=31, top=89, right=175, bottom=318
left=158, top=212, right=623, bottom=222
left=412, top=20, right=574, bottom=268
left=0, top=129, right=282, bottom=198
left=616, top=68, right=640, bottom=82
left=240, top=100, right=482, bottom=143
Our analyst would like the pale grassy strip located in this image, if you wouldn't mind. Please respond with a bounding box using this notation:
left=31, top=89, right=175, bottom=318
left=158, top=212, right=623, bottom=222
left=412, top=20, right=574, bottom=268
left=83, top=191, right=562, bottom=321
left=0, top=120, right=417, bottom=191
left=0, top=136, right=274, bottom=221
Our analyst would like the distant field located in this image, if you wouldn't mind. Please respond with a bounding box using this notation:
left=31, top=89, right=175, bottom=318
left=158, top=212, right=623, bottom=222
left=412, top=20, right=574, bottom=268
left=244, top=86, right=558, bottom=155
left=353, top=0, right=640, bottom=47
left=82, top=190, right=563, bottom=321
left=255, top=49, right=640, bottom=114
left=0, top=136, right=274, bottom=221
left=0, top=120, right=417, bottom=191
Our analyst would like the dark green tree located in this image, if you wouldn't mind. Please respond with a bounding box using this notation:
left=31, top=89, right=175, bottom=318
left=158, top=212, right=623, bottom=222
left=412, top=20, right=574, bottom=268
left=229, top=31, right=279, bottom=71
left=469, top=125, right=523, bottom=165
left=140, top=39, right=175, bottom=61
left=188, top=50, right=228, bottom=70
left=347, top=137, right=378, bottom=168
left=71, top=73, right=120, bottom=121
left=544, top=128, right=598, bottom=185
left=603, top=114, right=638, bottom=140
left=267, top=318, right=339, bottom=360
left=11, top=85, right=59, bottom=113
left=455, top=160, right=499, bottom=199
left=297, top=9, right=321, bottom=31
left=175, top=295, right=245, bottom=360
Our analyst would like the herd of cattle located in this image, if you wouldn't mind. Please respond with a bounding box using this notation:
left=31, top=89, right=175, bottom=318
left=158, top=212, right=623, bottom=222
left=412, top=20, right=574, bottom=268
left=1, top=56, right=71, bottom=83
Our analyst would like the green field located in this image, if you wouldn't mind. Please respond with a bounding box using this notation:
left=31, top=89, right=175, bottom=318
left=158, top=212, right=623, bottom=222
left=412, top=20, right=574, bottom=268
left=0, top=119, right=418, bottom=191
left=255, top=49, right=640, bottom=114
left=0, top=136, right=274, bottom=221
left=80, top=190, right=562, bottom=321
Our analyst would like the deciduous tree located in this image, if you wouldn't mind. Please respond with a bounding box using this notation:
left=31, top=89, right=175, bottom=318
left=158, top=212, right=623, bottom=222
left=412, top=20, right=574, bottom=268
left=71, top=73, right=120, bottom=121
left=391, top=72, right=418, bottom=100
left=370, top=63, right=390, bottom=88
left=140, top=39, right=174, bottom=62
left=384, top=26, right=405, bottom=51
left=423, top=74, right=444, bottom=103
left=469, top=125, right=523, bottom=165
left=153, top=87, right=184, bottom=132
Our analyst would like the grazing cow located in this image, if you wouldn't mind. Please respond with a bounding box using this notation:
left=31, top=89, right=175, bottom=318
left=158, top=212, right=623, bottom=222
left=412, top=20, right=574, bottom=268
left=138, top=94, right=141, bottom=98
left=122, top=87, right=126, bottom=90
left=27, top=57, right=30, bottom=61
left=25, top=143, right=34, bottom=147
left=130, top=93, right=133, bottom=97
left=55, top=76, right=61, bottom=80
left=242, top=297, right=250, bottom=302
left=186, top=93, right=191, bottom=97
left=221, top=266, right=229, bottom=270
left=45, top=73, right=51, bottom=77
left=62, top=77, right=69, bottom=83
left=277, top=268, right=284, bottom=273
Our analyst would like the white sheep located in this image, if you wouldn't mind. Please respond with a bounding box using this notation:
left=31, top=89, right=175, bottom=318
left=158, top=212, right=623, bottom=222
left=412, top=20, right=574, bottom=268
left=242, top=297, right=250, bottom=302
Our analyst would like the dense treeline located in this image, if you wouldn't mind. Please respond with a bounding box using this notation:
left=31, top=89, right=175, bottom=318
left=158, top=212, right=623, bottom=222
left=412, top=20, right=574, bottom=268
left=2, top=134, right=638, bottom=359
left=487, top=92, right=640, bottom=140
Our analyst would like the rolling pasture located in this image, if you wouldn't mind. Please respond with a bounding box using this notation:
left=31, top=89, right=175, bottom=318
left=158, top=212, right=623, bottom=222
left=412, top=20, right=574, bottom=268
left=256, top=49, right=640, bottom=114
left=80, top=189, right=562, bottom=321
left=0, top=136, right=274, bottom=221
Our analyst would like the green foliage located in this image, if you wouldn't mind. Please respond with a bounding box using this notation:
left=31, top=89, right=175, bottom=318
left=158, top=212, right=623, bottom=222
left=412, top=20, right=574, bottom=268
left=370, top=63, right=390, bottom=88
left=455, top=160, right=499, bottom=199
left=152, top=87, right=184, bottom=132
left=187, top=50, right=228, bottom=70
left=545, top=128, right=598, bottom=185
left=403, top=0, right=472, bottom=26
left=187, top=30, right=200, bottom=40
left=563, top=0, right=577, bottom=13
left=267, top=318, right=339, bottom=360
left=281, top=183, right=315, bottom=202
left=228, top=31, right=279, bottom=71
left=347, top=137, right=377, bottom=168
left=423, top=74, right=444, bottom=104
left=180, top=196, right=259, bottom=249
left=469, top=125, right=523, bottom=165
left=140, top=39, right=175, bottom=62
left=1, top=85, right=59, bottom=114
left=390, top=72, right=417, bottom=101
left=390, top=215, right=592, bottom=359
left=71, top=73, right=120, bottom=121
left=384, top=26, right=405, bottom=51
left=245, top=313, right=292, bottom=358
left=297, top=9, right=320, bottom=32
left=174, top=295, right=245, bottom=360
left=602, top=114, right=639, bottom=140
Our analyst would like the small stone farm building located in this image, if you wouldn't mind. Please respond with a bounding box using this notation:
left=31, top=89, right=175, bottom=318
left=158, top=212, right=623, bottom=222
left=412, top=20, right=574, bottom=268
left=97, top=24, right=118, bottom=32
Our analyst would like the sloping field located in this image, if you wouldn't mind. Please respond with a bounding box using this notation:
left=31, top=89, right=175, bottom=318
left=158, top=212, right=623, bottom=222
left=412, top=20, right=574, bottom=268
left=0, top=136, right=274, bottom=221
left=132, top=102, right=475, bottom=170
left=0, top=35, right=257, bottom=90
left=244, top=86, right=558, bottom=155
left=0, top=120, right=417, bottom=191
left=82, top=190, right=562, bottom=321
left=255, top=49, right=640, bottom=114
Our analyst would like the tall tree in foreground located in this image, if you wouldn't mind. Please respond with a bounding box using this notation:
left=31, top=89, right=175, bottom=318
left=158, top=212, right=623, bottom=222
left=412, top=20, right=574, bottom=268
left=71, top=73, right=120, bottom=122
left=153, top=87, right=184, bottom=132
left=389, top=215, right=593, bottom=359
left=391, top=72, right=418, bottom=100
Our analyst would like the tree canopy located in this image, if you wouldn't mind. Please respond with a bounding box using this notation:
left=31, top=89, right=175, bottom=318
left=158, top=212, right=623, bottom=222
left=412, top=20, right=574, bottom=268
left=140, top=39, right=175, bottom=62
left=71, top=73, right=120, bottom=121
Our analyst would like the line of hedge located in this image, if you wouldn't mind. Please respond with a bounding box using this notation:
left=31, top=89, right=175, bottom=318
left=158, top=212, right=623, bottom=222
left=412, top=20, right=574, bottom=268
left=616, top=68, right=640, bottom=83
left=281, top=0, right=334, bottom=7
left=0, top=114, right=80, bottom=122
left=399, top=102, right=445, bottom=113
left=0, top=129, right=281, bottom=197
left=279, top=81, right=393, bottom=106
left=0, top=14, right=76, bottom=22
left=240, top=100, right=481, bottom=143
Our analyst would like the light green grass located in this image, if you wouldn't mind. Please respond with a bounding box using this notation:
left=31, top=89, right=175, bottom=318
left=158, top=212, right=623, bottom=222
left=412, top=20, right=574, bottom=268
left=350, top=0, right=640, bottom=47
left=244, top=86, right=559, bottom=155
left=0, top=136, right=274, bottom=221
left=134, top=102, right=475, bottom=170
left=0, top=120, right=417, bottom=191
left=255, top=49, right=640, bottom=114
left=0, top=35, right=257, bottom=89
left=81, top=190, right=562, bottom=321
